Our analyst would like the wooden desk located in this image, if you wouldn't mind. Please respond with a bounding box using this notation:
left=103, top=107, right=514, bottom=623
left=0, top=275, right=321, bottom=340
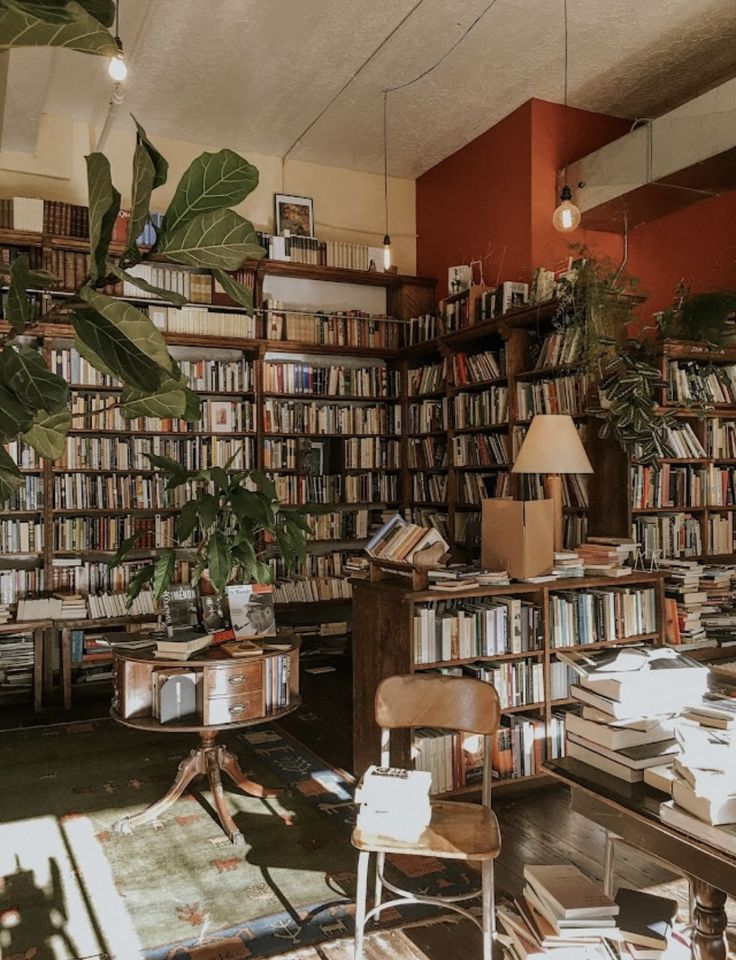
left=111, top=642, right=301, bottom=844
left=545, top=757, right=734, bottom=960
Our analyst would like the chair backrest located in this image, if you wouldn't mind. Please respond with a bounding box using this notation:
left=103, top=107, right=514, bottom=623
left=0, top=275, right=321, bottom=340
left=375, top=674, right=500, bottom=735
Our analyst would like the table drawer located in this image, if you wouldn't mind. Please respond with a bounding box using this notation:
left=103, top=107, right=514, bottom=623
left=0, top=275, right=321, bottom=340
left=204, top=690, right=264, bottom=725
left=204, top=662, right=262, bottom=698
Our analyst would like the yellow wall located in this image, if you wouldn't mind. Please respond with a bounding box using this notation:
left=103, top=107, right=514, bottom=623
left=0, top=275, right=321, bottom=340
left=0, top=113, right=417, bottom=275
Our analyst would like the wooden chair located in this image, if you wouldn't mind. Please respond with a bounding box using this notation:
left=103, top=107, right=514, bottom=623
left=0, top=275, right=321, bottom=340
left=351, top=674, right=501, bottom=960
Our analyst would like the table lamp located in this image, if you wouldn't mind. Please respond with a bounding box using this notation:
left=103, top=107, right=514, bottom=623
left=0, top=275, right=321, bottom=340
left=512, top=414, right=593, bottom=552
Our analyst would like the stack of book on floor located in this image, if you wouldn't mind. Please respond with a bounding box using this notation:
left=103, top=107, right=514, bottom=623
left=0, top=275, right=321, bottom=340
left=560, top=646, right=709, bottom=782
left=661, top=560, right=709, bottom=651
left=657, top=708, right=736, bottom=855
left=497, top=863, right=620, bottom=959
left=551, top=551, right=585, bottom=578
left=576, top=537, right=636, bottom=577
left=614, top=887, right=686, bottom=960
left=354, top=765, right=432, bottom=842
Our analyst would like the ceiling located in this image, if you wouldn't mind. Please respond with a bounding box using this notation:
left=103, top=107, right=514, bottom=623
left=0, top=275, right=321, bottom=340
left=13, top=0, right=736, bottom=179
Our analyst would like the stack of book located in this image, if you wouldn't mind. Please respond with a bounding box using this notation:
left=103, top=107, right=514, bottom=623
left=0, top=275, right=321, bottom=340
left=0, top=631, right=35, bottom=691
left=0, top=603, right=11, bottom=626
left=355, top=765, right=432, bottom=841
left=552, top=551, right=585, bottom=578
left=614, top=887, right=682, bottom=960
left=155, top=632, right=213, bottom=661
left=498, top=863, right=619, bottom=959
left=662, top=560, right=709, bottom=650
left=428, top=566, right=510, bottom=591
left=576, top=538, right=636, bottom=576
left=57, top=595, right=87, bottom=620
left=561, top=646, right=709, bottom=782
left=699, top=565, right=736, bottom=646
left=657, top=711, right=736, bottom=855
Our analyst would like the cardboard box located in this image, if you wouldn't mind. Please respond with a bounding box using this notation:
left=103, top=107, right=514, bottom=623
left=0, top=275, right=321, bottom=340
left=481, top=499, right=554, bottom=580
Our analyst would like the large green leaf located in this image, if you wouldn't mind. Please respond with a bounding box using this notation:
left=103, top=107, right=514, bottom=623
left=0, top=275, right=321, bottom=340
left=3, top=1, right=74, bottom=26
left=119, top=375, right=189, bottom=420
left=75, top=0, right=115, bottom=27
left=132, top=116, right=168, bottom=190
left=74, top=289, right=174, bottom=390
left=22, top=409, right=72, bottom=459
left=86, top=153, right=121, bottom=281
left=73, top=330, right=119, bottom=382
left=107, top=261, right=186, bottom=305
left=153, top=549, right=176, bottom=601
left=197, top=493, right=219, bottom=529
left=212, top=268, right=256, bottom=312
left=175, top=501, right=199, bottom=542
left=1, top=344, right=69, bottom=412
left=206, top=530, right=231, bottom=593
left=0, top=383, right=34, bottom=440
left=0, top=446, right=23, bottom=502
left=163, top=149, right=259, bottom=234
left=158, top=209, right=262, bottom=270
left=107, top=530, right=144, bottom=568
left=183, top=386, right=201, bottom=422
left=124, top=144, right=155, bottom=265
left=231, top=487, right=272, bottom=526
left=126, top=564, right=155, bottom=606
left=6, top=254, right=29, bottom=333
left=0, top=1, right=118, bottom=52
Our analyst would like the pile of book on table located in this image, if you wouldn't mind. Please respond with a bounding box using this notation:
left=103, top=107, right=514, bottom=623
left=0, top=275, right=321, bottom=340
left=551, top=551, right=585, bottom=578
left=560, top=645, right=709, bottom=783
left=498, top=864, right=687, bottom=960
left=575, top=537, right=637, bottom=577
left=354, top=765, right=432, bottom=842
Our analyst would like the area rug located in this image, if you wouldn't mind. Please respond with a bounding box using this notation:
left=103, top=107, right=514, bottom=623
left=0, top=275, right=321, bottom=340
left=0, top=718, right=480, bottom=960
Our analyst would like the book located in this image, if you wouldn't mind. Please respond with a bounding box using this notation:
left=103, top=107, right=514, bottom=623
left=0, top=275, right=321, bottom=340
left=643, top=764, right=677, bottom=796
left=566, top=739, right=644, bottom=782
left=614, top=887, right=677, bottom=949
left=566, top=732, right=680, bottom=771
left=226, top=584, right=277, bottom=638
left=671, top=776, right=736, bottom=825
left=660, top=800, right=736, bottom=855
left=564, top=713, right=675, bottom=751
left=523, top=864, right=618, bottom=920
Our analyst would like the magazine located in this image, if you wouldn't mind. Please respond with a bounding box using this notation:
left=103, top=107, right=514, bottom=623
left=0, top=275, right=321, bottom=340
left=226, top=584, right=277, bottom=639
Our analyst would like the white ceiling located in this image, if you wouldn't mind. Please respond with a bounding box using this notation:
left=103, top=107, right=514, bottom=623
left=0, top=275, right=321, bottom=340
left=16, top=0, right=736, bottom=179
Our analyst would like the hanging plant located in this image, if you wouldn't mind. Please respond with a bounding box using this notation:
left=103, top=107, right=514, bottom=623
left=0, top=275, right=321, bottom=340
left=658, top=282, right=736, bottom=347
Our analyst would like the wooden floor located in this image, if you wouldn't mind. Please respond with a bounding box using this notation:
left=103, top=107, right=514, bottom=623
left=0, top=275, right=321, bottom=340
left=4, top=660, right=734, bottom=959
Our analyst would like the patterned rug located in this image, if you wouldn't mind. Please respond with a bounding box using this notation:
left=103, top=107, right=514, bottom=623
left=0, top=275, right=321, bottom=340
left=0, top=718, right=479, bottom=960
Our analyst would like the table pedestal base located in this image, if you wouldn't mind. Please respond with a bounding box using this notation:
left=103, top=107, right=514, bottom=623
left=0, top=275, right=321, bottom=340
left=113, top=730, right=280, bottom=844
left=692, top=880, right=728, bottom=960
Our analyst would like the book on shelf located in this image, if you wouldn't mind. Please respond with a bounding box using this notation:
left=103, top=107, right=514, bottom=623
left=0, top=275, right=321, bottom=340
left=452, top=348, right=505, bottom=386
left=516, top=375, right=587, bottom=420
left=453, top=387, right=508, bottom=428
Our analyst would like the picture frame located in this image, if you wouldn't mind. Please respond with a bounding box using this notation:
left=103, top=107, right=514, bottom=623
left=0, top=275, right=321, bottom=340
left=274, top=193, right=314, bottom=237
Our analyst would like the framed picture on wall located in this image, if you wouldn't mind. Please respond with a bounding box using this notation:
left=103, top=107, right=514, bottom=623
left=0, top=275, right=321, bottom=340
left=274, top=193, right=314, bottom=237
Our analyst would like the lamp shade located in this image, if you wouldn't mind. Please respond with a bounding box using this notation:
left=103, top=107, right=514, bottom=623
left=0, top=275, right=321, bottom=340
left=512, top=414, right=593, bottom=474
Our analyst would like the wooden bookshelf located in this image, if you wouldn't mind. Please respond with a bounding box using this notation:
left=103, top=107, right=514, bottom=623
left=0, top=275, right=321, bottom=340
left=351, top=571, right=665, bottom=785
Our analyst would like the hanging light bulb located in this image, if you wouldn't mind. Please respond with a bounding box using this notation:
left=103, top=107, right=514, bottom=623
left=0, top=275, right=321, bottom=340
left=552, top=184, right=581, bottom=233
left=383, top=234, right=391, bottom=270
left=108, top=2, right=127, bottom=82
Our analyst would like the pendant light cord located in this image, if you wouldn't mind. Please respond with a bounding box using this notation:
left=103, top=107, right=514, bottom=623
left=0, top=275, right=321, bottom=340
left=383, top=90, right=389, bottom=238
left=562, top=0, right=569, bottom=182
left=115, top=0, right=120, bottom=43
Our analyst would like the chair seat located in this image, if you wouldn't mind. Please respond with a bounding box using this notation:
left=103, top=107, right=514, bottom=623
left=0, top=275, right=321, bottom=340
left=351, top=800, right=501, bottom=861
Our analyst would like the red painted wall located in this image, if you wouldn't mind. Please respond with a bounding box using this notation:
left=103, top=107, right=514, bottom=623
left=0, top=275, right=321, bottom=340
left=416, top=100, right=533, bottom=297
left=627, top=190, right=736, bottom=316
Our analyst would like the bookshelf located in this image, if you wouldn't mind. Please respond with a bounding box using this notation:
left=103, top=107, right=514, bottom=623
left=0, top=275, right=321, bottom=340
left=351, top=571, right=665, bottom=788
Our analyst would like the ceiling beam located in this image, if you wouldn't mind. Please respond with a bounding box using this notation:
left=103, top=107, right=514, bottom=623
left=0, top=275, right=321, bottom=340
left=0, top=48, right=54, bottom=155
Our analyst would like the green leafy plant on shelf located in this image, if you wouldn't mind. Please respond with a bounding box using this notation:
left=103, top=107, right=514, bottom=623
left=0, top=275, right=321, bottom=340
left=0, top=1, right=311, bottom=590
left=110, top=459, right=312, bottom=604
left=659, top=282, right=736, bottom=347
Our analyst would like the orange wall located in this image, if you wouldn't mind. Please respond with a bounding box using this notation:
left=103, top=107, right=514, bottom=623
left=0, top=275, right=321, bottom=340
left=416, top=98, right=627, bottom=295
left=627, top=190, right=736, bottom=315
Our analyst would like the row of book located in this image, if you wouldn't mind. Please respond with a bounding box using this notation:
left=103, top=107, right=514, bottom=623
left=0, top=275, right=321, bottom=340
left=454, top=388, right=509, bottom=428
left=68, top=393, right=255, bottom=434
left=633, top=463, right=736, bottom=509
left=549, top=586, right=658, bottom=648
left=412, top=473, right=448, bottom=503
left=0, top=520, right=43, bottom=553
left=148, top=304, right=257, bottom=340
left=0, top=631, right=35, bottom=692
left=53, top=516, right=176, bottom=552
left=408, top=359, right=447, bottom=395
left=4, top=441, right=38, bottom=470
left=533, top=326, right=584, bottom=369
left=123, top=263, right=215, bottom=303
left=15, top=590, right=157, bottom=621
left=516, top=375, right=588, bottom=420
left=262, top=304, right=404, bottom=350
left=460, top=472, right=511, bottom=504
left=706, top=418, right=736, bottom=458
left=413, top=596, right=543, bottom=663
left=262, top=362, right=398, bottom=397
left=52, top=558, right=192, bottom=596
left=457, top=659, right=571, bottom=709
left=272, top=575, right=352, bottom=604
left=58, top=436, right=254, bottom=471
left=52, top=475, right=202, bottom=512
left=453, top=348, right=505, bottom=386
left=453, top=433, right=510, bottom=467
left=518, top=472, right=589, bottom=508
left=5, top=476, right=44, bottom=511
left=267, top=549, right=357, bottom=581
left=262, top=400, right=401, bottom=435
left=633, top=514, right=703, bottom=560
left=634, top=422, right=706, bottom=460
left=408, top=436, right=448, bottom=469
left=51, top=348, right=255, bottom=393
left=0, top=570, right=45, bottom=606
left=667, top=360, right=736, bottom=406
left=262, top=437, right=401, bottom=471
left=271, top=473, right=398, bottom=505
left=407, top=399, right=447, bottom=434
left=304, top=508, right=372, bottom=542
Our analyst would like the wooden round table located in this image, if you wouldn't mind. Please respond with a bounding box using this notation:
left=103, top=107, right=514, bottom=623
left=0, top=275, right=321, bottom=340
left=110, top=642, right=300, bottom=844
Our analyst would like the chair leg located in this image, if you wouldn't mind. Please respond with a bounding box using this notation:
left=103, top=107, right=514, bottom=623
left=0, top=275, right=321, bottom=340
left=354, top=850, right=370, bottom=960
left=603, top=831, right=617, bottom=897
left=482, top=858, right=495, bottom=960
left=374, top=852, right=385, bottom=922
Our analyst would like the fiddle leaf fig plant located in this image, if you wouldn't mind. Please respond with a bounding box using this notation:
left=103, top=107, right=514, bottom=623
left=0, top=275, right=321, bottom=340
left=111, top=460, right=312, bottom=605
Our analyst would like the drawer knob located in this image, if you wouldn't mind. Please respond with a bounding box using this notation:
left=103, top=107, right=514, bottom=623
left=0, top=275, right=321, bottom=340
left=229, top=676, right=246, bottom=686
left=229, top=703, right=248, bottom=714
